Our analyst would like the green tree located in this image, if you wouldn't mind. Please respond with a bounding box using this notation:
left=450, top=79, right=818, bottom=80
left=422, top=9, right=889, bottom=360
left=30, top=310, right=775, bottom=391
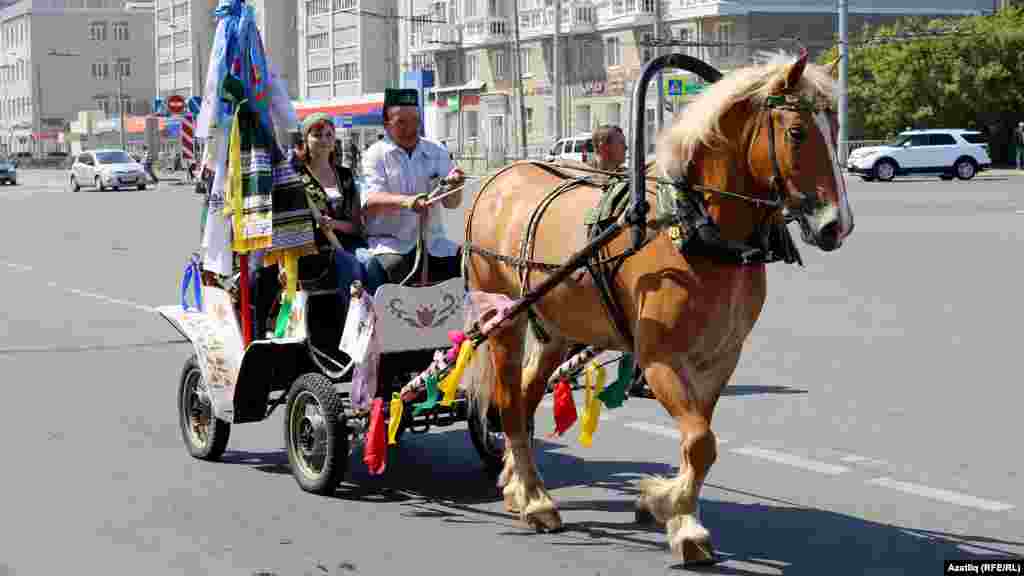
left=820, top=8, right=1024, bottom=160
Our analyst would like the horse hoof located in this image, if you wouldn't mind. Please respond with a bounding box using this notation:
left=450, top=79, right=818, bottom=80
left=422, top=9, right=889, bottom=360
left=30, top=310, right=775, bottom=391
left=668, top=515, right=715, bottom=565
left=525, top=507, right=563, bottom=533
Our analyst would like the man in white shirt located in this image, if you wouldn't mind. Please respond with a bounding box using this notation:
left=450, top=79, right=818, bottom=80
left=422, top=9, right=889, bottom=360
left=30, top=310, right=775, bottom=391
left=359, top=89, right=466, bottom=292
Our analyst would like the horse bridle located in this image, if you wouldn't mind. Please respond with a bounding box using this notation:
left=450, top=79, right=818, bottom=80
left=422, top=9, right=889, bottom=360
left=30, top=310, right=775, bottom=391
left=760, top=92, right=835, bottom=228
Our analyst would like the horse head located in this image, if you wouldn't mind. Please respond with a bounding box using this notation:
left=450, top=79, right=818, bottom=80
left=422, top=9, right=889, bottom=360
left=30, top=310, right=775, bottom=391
left=657, top=51, right=854, bottom=253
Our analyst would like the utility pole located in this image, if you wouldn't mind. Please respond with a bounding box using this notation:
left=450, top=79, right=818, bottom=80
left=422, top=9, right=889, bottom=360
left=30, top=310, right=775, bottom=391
left=838, top=0, right=849, bottom=164
left=511, top=0, right=528, bottom=159
left=552, top=0, right=561, bottom=142
left=654, top=0, right=665, bottom=131
left=118, top=63, right=127, bottom=150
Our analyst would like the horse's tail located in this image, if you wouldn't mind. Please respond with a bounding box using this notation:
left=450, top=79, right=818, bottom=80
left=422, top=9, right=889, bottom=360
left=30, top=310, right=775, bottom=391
left=461, top=332, right=495, bottom=431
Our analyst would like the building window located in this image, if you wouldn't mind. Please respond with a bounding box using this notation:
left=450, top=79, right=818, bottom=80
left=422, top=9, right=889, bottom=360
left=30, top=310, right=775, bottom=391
left=717, top=22, right=734, bottom=57
left=112, top=22, right=129, bottom=41
left=466, top=52, right=479, bottom=81
left=333, top=62, right=359, bottom=82
left=607, top=102, right=621, bottom=127
left=493, top=49, right=506, bottom=79
left=308, top=32, right=328, bottom=50
left=174, top=30, right=188, bottom=47
left=525, top=107, right=534, bottom=134
left=158, top=34, right=172, bottom=51
left=675, top=27, right=694, bottom=57
left=157, top=7, right=170, bottom=23
left=175, top=59, right=191, bottom=75
left=308, top=0, right=330, bottom=16
left=116, top=58, right=131, bottom=78
left=308, top=67, right=330, bottom=84
left=411, top=53, right=434, bottom=71
left=642, top=32, right=654, bottom=63
left=605, top=36, right=621, bottom=67
left=519, top=47, right=530, bottom=76
left=159, top=62, right=172, bottom=76
left=94, top=97, right=110, bottom=115
left=172, top=2, right=188, bottom=19
left=579, top=40, right=592, bottom=70
left=464, top=0, right=476, bottom=19
left=89, top=21, right=107, bottom=41
left=91, top=61, right=109, bottom=80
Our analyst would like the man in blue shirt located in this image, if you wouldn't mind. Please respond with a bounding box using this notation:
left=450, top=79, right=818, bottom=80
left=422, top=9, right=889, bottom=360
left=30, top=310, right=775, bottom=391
left=359, top=89, right=465, bottom=291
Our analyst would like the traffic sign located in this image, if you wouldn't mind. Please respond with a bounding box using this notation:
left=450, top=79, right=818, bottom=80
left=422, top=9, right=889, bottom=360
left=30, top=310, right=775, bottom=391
left=341, top=115, right=353, bottom=129
left=167, top=95, right=186, bottom=114
left=187, top=96, right=202, bottom=115
left=667, top=79, right=684, bottom=96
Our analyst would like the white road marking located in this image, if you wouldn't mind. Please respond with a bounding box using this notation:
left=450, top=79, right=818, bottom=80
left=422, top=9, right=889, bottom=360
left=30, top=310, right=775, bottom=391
left=839, top=453, right=888, bottom=467
left=63, top=287, right=155, bottom=313
left=865, top=477, right=1015, bottom=513
left=624, top=421, right=681, bottom=440
left=2, top=261, right=33, bottom=272
left=730, top=446, right=850, bottom=476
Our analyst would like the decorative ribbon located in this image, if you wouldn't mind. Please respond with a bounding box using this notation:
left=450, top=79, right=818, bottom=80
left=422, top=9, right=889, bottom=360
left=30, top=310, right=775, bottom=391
left=578, top=362, right=605, bottom=448
left=439, top=339, right=476, bottom=407
left=387, top=392, right=404, bottom=445
left=272, top=253, right=298, bottom=338
left=597, top=352, right=633, bottom=409
left=180, top=253, right=203, bottom=312
left=363, top=397, right=387, bottom=475
left=413, top=373, right=440, bottom=416
left=547, top=380, right=577, bottom=438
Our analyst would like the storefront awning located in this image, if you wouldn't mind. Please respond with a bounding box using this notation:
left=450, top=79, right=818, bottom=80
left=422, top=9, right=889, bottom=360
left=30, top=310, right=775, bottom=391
left=430, top=80, right=485, bottom=95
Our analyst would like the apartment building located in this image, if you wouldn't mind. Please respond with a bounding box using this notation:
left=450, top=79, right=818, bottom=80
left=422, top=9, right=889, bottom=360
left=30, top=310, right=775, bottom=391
left=0, top=0, right=155, bottom=156
left=153, top=1, right=297, bottom=106
left=404, top=0, right=993, bottom=160
left=297, top=0, right=400, bottom=101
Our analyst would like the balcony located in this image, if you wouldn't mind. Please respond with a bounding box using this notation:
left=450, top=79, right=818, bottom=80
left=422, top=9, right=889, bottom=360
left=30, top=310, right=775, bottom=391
left=462, top=16, right=509, bottom=46
left=604, top=0, right=656, bottom=27
left=410, top=23, right=461, bottom=53
left=518, top=1, right=597, bottom=39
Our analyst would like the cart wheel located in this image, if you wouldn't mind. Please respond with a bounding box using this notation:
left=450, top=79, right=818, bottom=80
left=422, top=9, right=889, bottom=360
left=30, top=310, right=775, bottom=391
left=467, top=401, right=534, bottom=474
left=178, top=354, right=231, bottom=461
left=285, top=373, right=349, bottom=495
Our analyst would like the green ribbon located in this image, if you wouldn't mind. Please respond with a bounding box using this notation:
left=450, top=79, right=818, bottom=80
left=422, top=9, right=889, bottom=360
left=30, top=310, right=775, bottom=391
left=273, top=298, right=293, bottom=338
left=597, top=353, right=633, bottom=409
left=412, top=373, right=440, bottom=416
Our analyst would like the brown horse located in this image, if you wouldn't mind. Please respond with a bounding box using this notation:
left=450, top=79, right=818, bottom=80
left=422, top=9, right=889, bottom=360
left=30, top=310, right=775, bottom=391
left=461, top=51, right=852, bottom=563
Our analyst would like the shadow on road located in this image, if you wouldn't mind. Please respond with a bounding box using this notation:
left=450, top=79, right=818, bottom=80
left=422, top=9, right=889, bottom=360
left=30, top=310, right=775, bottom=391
left=221, top=430, right=1023, bottom=575
left=722, top=384, right=807, bottom=397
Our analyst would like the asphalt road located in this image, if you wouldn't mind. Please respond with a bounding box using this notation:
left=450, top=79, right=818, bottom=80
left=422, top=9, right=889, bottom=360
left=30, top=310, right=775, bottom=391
left=1, top=169, right=1022, bottom=576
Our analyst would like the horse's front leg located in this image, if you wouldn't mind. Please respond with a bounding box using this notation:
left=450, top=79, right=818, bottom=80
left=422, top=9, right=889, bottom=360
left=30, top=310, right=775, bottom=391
left=490, top=322, right=563, bottom=532
left=635, top=346, right=740, bottom=565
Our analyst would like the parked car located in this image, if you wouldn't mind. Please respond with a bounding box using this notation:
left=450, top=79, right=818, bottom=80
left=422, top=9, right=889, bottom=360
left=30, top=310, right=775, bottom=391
left=0, top=158, right=17, bottom=185
left=546, top=133, right=594, bottom=163
left=69, top=149, right=148, bottom=191
left=846, top=129, right=992, bottom=182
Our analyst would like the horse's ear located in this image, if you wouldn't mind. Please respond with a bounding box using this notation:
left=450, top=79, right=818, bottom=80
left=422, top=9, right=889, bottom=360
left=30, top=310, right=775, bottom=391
left=784, top=49, right=809, bottom=90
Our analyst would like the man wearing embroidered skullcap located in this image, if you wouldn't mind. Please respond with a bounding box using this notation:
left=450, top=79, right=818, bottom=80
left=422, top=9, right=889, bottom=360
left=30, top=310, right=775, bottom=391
left=358, top=88, right=466, bottom=292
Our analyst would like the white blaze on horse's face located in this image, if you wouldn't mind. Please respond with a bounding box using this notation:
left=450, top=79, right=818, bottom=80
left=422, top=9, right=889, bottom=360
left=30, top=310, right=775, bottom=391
left=812, top=111, right=854, bottom=244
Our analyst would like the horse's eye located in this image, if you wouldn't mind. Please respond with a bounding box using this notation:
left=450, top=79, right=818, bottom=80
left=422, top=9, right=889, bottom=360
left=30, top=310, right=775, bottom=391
left=787, top=126, right=806, bottom=143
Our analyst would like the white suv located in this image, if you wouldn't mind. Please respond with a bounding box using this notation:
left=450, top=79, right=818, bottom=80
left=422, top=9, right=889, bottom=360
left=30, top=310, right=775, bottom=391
left=546, top=133, right=594, bottom=163
left=846, top=129, right=991, bottom=182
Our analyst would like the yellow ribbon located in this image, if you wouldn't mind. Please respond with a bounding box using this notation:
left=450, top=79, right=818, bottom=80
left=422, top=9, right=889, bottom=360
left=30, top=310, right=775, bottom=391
left=226, top=105, right=243, bottom=248
left=578, top=361, right=605, bottom=448
left=439, top=340, right=476, bottom=407
left=388, top=392, right=404, bottom=445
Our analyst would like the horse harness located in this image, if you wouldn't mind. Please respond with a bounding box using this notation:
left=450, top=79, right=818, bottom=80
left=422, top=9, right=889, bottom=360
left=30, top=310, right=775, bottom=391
left=464, top=94, right=815, bottom=347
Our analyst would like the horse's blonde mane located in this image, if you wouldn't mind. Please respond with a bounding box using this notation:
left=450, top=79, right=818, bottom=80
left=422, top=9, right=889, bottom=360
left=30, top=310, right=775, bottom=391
left=656, top=51, right=836, bottom=180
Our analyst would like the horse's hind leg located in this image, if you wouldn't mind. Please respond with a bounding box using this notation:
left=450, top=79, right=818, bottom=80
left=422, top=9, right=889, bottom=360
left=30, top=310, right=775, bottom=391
left=635, top=346, right=741, bottom=565
left=490, top=320, right=563, bottom=532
